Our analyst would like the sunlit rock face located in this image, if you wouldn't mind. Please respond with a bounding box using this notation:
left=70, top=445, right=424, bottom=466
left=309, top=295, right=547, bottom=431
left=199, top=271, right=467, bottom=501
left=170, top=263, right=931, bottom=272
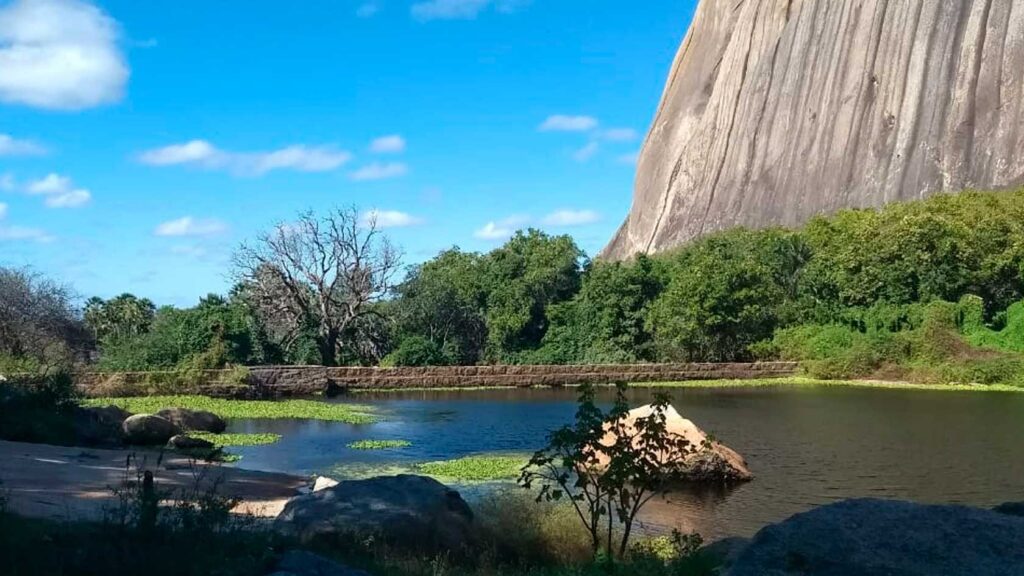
left=603, top=0, right=1024, bottom=260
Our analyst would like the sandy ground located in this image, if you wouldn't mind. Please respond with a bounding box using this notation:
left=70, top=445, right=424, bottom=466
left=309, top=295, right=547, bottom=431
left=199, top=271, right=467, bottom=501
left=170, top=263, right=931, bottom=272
left=0, top=440, right=309, bottom=521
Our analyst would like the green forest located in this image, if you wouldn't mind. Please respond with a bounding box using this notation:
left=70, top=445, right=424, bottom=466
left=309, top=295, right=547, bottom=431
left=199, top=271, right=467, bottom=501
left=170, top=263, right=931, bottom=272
left=7, top=191, right=1024, bottom=387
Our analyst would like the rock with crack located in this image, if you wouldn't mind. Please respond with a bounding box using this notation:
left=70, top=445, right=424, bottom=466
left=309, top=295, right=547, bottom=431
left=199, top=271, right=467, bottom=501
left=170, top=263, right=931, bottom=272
left=274, top=475, right=475, bottom=553
left=122, top=414, right=181, bottom=445
left=604, top=0, right=1024, bottom=260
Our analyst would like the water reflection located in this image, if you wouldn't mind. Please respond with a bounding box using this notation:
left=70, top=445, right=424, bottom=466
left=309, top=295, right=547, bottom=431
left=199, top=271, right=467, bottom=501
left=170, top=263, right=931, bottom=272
left=225, top=385, right=1024, bottom=539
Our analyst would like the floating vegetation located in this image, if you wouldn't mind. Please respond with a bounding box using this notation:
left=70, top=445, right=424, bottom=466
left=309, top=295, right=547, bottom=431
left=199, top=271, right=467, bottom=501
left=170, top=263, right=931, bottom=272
left=347, top=439, right=412, bottom=450
left=82, top=395, right=376, bottom=423
left=416, top=454, right=529, bottom=482
left=189, top=432, right=281, bottom=447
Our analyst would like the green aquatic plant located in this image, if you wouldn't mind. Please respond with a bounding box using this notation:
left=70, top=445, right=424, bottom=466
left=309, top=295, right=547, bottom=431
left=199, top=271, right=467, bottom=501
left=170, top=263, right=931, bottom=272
left=81, top=395, right=376, bottom=423
left=347, top=439, right=412, bottom=450
left=417, top=454, right=529, bottom=481
left=189, top=432, right=281, bottom=447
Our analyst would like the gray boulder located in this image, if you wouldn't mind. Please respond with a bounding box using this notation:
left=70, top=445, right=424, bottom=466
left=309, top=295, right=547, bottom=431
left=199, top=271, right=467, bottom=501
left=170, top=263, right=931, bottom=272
left=728, top=498, right=1024, bottom=575
left=268, top=550, right=370, bottom=576
left=122, top=414, right=181, bottom=445
left=166, top=434, right=215, bottom=450
left=71, top=405, right=130, bottom=445
left=156, top=408, right=226, bottom=433
left=275, top=475, right=474, bottom=552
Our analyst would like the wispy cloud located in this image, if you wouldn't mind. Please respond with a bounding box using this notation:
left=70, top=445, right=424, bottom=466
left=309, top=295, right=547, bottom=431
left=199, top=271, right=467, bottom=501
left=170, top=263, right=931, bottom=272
left=474, top=214, right=529, bottom=241
left=572, top=141, right=600, bottom=163
left=0, top=173, right=14, bottom=191
left=602, top=128, right=638, bottom=142
left=0, top=205, right=54, bottom=242
left=356, top=1, right=380, bottom=17
left=26, top=173, right=92, bottom=208
left=411, top=0, right=527, bottom=21
left=0, top=134, right=47, bottom=156
left=361, top=209, right=424, bottom=228
left=154, top=216, right=228, bottom=237
left=541, top=209, right=600, bottom=227
left=0, top=202, right=6, bottom=219
left=349, top=162, right=408, bottom=181
left=369, top=134, right=406, bottom=154
left=617, top=151, right=640, bottom=165
left=0, top=0, right=128, bottom=110
left=539, top=115, right=599, bottom=132
left=138, top=139, right=353, bottom=176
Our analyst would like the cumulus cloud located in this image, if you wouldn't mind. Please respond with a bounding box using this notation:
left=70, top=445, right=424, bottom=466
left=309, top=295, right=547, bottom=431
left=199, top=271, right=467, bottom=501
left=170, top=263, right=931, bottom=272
left=361, top=209, right=424, bottom=229
left=349, top=162, right=408, bottom=181
left=573, top=141, right=599, bottom=162
left=541, top=209, right=600, bottom=227
left=369, top=134, right=406, bottom=154
left=539, top=115, right=599, bottom=132
left=0, top=133, right=47, bottom=156
left=137, top=139, right=353, bottom=176
left=26, top=172, right=92, bottom=208
left=474, top=214, right=529, bottom=241
left=154, top=216, right=228, bottom=237
left=0, top=0, right=128, bottom=110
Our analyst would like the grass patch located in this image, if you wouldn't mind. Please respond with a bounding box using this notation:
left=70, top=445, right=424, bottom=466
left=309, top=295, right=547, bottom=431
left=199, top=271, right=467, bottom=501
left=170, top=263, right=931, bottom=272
left=347, top=439, right=411, bottom=450
left=189, top=432, right=281, bottom=447
left=635, top=376, right=1024, bottom=392
left=81, top=396, right=376, bottom=423
left=416, top=454, right=529, bottom=482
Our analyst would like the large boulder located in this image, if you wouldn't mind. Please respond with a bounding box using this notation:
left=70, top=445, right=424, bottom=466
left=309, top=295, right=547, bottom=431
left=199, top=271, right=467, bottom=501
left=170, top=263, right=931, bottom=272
left=274, top=475, right=475, bottom=552
left=597, top=404, right=752, bottom=483
left=728, top=498, right=1024, bottom=575
left=157, top=408, right=226, bottom=433
left=122, top=414, right=181, bottom=445
left=71, top=405, right=130, bottom=446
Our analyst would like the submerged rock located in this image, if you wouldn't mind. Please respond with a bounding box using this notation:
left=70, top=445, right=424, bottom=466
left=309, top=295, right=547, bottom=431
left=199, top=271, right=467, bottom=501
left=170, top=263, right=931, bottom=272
left=122, top=414, right=181, bottom=445
left=166, top=434, right=215, bottom=450
left=598, top=404, right=752, bottom=483
left=274, top=475, right=474, bottom=552
left=157, top=408, right=226, bottom=433
left=994, top=502, right=1024, bottom=518
left=728, top=498, right=1024, bottom=575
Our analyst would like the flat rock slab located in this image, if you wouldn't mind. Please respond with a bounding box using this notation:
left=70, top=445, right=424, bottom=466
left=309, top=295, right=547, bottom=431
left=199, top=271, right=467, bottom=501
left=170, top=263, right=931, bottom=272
left=0, top=439, right=307, bottom=521
left=728, top=498, right=1024, bottom=576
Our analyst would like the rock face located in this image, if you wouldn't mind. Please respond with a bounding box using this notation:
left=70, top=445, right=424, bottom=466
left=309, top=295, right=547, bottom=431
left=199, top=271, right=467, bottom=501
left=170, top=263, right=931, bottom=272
left=274, top=475, right=475, bottom=552
left=728, top=498, right=1024, bottom=575
left=604, top=0, right=1024, bottom=260
left=157, top=408, right=226, bottom=433
left=598, top=404, right=753, bottom=483
left=122, top=414, right=181, bottom=445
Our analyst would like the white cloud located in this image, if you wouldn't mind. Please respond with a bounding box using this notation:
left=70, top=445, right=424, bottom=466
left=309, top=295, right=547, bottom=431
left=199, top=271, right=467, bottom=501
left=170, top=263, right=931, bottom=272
left=349, top=162, right=408, bottom=181
left=0, top=202, right=6, bottom=219
left=474, top=214, right=529, bottom=241
left=617, top=151, right=640, bottom=165
left=356, top=1, right=380, bottom=17
left=0, top=133, right=46, bottom=156
left=573, top=141, right=599, bottom=162
left=0, top=223, right=53, bottom=242
left=361, top=209, right=424, bottom=229
left=602, top=128, right=638, bottom=142
left=412, top=0, right=530, bottom=20
left=541, top=209, right=600, bottom=227
left=154, top=216, right=228, bottom=237
left=137, top=139, right=353, bottom=176
left=26, top=172, right=92, bottom=208
left=0, top=0, right=128, bottom=110
left=369, top=134, right=406, bottom=154
left=539, top=115, right=599, bottom=132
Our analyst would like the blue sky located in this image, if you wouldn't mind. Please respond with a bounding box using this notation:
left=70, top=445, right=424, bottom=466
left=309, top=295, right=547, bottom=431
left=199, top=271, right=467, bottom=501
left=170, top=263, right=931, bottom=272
left=0, top=0, right=697, bottom=306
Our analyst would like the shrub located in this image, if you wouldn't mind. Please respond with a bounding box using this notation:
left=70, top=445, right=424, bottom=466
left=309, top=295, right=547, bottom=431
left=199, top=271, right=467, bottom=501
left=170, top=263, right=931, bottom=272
left=0, top=372, right=79, bottom=444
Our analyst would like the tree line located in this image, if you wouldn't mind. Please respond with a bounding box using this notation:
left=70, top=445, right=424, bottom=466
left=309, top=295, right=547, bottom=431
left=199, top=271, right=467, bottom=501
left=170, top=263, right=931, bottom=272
left=6, top=190, right=1024, bottom=382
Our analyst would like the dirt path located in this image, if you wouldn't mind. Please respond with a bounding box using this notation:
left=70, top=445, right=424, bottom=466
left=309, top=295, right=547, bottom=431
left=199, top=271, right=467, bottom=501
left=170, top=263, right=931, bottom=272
left=0, top=440, right=309, bottom=521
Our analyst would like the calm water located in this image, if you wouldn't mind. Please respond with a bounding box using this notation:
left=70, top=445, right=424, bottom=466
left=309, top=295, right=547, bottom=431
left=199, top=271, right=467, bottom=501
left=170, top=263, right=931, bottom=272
left=226, top=386, right=1024, bottom=539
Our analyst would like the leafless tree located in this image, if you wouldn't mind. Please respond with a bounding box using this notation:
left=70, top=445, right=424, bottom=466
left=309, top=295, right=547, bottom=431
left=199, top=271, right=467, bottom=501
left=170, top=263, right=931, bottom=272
left=0, top=267, right=91, bottom=370
left=232, top=207, right=402, bottom=366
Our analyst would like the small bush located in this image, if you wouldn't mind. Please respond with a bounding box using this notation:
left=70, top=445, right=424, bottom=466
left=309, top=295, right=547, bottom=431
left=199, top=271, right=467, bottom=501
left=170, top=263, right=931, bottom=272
left=0, top=372, right=79, bottom=444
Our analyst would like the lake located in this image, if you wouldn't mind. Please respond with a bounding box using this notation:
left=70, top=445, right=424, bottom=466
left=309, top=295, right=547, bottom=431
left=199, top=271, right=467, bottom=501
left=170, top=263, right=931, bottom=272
left=225, top=385, right=1024, bottom=539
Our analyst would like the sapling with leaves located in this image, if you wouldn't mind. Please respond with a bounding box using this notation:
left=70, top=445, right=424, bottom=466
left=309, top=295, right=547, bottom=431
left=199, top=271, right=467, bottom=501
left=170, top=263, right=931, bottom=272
left=518, top=382, right=700, bottom=560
